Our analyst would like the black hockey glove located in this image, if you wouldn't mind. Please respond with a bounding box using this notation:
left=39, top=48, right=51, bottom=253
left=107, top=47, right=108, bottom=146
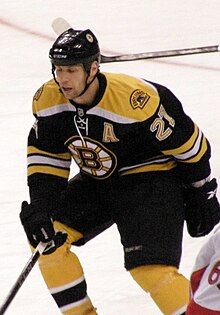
left=184, top=178, right=220, bottom=237
left=20, top=201, right=67, bottom=255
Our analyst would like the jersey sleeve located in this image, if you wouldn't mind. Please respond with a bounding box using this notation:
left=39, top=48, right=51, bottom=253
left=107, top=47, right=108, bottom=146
left=144, top=83, right=211, bottom=184
left=27, top=84, right=72, bottom=204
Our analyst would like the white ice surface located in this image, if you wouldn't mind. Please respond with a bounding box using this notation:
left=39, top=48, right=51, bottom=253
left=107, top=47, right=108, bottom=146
left=0, top=1, right=219, bottom=314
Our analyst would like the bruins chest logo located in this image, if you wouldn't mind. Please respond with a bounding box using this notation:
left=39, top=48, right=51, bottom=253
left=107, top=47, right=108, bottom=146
left=66, top=136, right=117, bottom=179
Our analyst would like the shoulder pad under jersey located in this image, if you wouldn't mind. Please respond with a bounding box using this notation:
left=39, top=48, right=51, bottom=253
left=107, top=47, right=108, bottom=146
left=102, top=72, right=161, bottom=122
left=32, top=79, right=73, bottom=118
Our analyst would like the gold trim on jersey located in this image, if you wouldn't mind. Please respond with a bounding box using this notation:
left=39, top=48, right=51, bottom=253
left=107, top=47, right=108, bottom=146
left=184, top=136, right=208, bottom=163
left=27, top=146, right=71, bottom=179
left=27, top=165, right=70, bottom=179
left=162, top=125, right=199, bottom=156
left=27, top=155, right=71, bottom=169
left=119, top=155, right=176, bottom=175
left=161, top=124, right=208, bottom=163
left=28, top=146, right=71, bottom=160
left=120, top=161, right=176, bottom=176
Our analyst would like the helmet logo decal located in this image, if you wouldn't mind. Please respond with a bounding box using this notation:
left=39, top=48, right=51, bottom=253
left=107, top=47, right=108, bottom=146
left=86, top=33, right=94, bottom=42
left=67, top=136, right=117, bottom=179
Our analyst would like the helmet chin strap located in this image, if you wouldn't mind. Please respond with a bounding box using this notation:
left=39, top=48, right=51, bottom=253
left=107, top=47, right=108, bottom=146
left=77, top=69, right=99, bottom=98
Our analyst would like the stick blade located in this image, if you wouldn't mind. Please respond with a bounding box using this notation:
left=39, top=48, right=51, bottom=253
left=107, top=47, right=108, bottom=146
left=51, top=17, right=72, bottom=36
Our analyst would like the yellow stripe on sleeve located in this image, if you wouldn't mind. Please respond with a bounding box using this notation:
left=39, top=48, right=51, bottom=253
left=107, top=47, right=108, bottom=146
left=162, top=125, right=199, bottom=156
left=182, top=137, right=208, bottom=163
left=28, top=165, right=70, bottom=179
left=28, top=146, right=71, bottom=161
left=121, top=161, right=176, bottom=175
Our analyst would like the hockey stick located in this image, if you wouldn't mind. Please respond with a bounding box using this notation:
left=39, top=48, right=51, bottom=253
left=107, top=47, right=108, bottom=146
left=100, top=45, right=219, bottom=63
left=0, top=242, right=47, bottom=315
left=51, top=17, right=219, bottom=63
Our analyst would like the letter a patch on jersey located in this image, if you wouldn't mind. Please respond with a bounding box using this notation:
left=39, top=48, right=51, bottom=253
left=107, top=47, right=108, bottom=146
left=102, top=122, right=119, bottom=143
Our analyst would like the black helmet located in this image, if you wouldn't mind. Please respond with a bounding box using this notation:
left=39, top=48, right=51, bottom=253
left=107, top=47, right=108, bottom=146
left=49, top=28, right=101, bottom=68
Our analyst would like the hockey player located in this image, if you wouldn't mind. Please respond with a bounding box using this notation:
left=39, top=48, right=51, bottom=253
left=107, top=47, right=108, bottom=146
left=186, top=226, right=220, bottom=314
left=19, top=28, right=220, bottom=315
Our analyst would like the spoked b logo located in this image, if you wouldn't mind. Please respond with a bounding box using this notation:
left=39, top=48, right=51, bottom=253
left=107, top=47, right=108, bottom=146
left=67, top=136, right=117, bottom=179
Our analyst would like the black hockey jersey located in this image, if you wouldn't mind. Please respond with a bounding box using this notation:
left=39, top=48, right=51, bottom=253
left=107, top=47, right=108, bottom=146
left=27, top=72, right=211, bottom=192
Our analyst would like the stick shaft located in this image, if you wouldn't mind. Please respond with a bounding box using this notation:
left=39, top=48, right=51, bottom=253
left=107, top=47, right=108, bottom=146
left=100, top=45, right=219, bottom=63
left=0, top=242, right=46, bottom=315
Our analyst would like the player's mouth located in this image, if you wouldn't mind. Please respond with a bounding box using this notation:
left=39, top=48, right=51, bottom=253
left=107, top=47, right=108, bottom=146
left=62, top=87, right=72, bottom=93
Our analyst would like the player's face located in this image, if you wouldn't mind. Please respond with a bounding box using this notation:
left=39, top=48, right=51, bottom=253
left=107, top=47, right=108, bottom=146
left=55, top=64, right=88, bottom=99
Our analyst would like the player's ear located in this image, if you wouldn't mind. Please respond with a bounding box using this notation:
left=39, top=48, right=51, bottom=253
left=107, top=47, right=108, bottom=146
left=89, top=60, right=99, bottom=76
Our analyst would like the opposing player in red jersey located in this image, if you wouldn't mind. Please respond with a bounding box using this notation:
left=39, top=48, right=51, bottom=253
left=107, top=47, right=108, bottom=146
left=187, top=226, right=220, bottom=314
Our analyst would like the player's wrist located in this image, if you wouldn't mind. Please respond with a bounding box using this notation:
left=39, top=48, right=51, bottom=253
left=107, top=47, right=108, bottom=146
left=190, top=175, right=211, bottom=188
